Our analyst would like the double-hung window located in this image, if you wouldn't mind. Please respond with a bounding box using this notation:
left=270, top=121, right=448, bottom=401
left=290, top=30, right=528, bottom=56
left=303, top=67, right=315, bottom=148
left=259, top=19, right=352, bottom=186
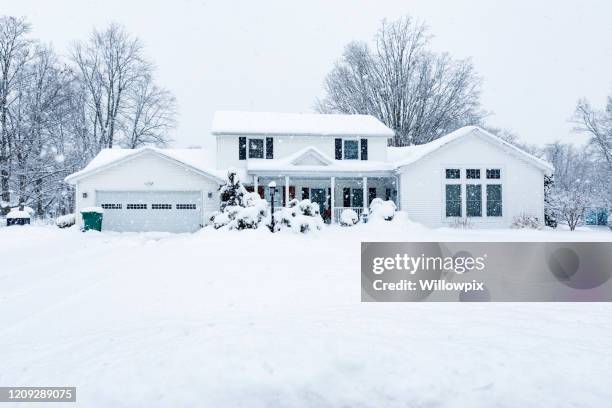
left=248, top=138, right=264, bottom=159
left=343, top=140, right=359, bottom=160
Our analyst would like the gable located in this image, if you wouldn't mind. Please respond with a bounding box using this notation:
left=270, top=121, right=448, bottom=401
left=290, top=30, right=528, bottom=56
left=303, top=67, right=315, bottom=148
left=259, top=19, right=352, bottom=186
left=394, top=128, right=553, bottom=174
left=66, top=148, right=224, bottom=185
left=292, top=153, right=331, bottom=166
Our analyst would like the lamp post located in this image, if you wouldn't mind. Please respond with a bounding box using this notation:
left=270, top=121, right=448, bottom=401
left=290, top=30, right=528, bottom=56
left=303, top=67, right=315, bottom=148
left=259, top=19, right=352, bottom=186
left=268, top=181, right=277, bottom=232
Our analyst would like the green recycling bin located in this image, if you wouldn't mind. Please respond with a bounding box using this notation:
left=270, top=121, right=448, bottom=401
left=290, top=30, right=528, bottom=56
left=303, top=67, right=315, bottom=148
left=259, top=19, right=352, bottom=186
left=81, top=208, right=104, bottom=231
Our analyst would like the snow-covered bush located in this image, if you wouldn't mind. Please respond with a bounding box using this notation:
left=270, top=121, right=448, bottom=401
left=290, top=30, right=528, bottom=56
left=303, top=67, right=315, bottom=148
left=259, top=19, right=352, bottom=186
left=228, top=192, right=268, bottom=230
left=56, top=213, right=76, bottom=229
left=608, top=213, right=612, bottom=231
left=219, top=168, right=247, bottom=211
left=340, top=208, right=359, bottom=226
left=369, top=198, right=396, bottom=221
left=271, top=199, right=323, bottom=233
left=511, top=213, right=542, bottom=229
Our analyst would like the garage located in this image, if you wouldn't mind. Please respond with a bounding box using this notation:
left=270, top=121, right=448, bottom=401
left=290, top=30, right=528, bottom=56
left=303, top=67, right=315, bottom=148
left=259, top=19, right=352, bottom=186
left=96, top=191, right=204, bottom=233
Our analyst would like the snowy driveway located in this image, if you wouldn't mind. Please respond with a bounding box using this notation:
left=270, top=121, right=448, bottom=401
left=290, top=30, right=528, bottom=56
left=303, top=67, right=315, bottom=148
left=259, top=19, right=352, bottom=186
left=0, top=220, right=611, bottom=407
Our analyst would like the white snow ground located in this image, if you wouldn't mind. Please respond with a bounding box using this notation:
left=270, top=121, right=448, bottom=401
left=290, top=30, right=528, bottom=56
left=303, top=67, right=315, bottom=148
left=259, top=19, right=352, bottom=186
left=0, top=215, right=611, bottom=407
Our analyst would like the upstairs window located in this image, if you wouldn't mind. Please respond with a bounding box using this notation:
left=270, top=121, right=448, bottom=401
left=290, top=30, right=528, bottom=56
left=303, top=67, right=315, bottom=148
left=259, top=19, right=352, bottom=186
left=248, top=138, right=264, bottom=159
left=101, top=203, right=121, bottom=209
left=343, top=140, right=359, bottom=160
left=176, top=204, right=197, bottom=210
left=127, top=204, right=147, bottom=210
left=486, top=169, right=501, bottom=179
left=151, top=204, right=171, bottom=210
left=446, top=169, right=460, bottom=179
left=466, top=169, right=480, bottom=179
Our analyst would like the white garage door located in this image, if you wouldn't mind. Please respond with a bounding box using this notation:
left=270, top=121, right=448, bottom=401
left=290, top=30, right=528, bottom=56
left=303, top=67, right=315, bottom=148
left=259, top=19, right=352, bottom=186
left=96, top=191, right=203, bottom=232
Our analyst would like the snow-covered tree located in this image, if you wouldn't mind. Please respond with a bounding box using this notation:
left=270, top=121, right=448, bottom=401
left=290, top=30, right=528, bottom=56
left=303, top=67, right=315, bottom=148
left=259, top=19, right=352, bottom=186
left=219, top=168, right=246, bottom=210
left=316, top=16, right=485, bottom=146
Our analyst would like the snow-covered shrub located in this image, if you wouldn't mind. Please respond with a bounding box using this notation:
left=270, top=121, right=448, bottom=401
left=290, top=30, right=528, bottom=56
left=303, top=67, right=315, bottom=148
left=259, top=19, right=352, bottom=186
left=608, top=213, right=612, bottom=231
left=219, top=168, right=247, bottom=211
left=213, top=170, right=270, bottom=230
left=271, top=199, right=323, bottom=233
left=511, top=213, right=542, bottom=229
left=228, top=193, right=268, bottom=230
left=340, top=208, right=359, bottom=226
left=369, top=198, right=396, bottom=221
left=56, top=213, right=76, bottom=229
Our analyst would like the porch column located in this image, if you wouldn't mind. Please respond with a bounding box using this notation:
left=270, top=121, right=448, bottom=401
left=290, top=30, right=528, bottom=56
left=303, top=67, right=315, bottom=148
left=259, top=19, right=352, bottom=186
left=363, top=176, right=368, bottom=210
left=330, top=176, right=336, bottom=224
left=285, top=176, right=290, bottom=206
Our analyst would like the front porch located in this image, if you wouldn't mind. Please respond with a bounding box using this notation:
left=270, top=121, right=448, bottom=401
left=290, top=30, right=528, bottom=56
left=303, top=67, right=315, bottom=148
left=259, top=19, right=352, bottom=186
left=246, top=175, right=398, bottom=223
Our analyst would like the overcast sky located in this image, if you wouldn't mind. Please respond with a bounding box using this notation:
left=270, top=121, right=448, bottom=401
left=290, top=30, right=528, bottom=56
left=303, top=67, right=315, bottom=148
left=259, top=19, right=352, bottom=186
left=5, top=0, right=612, bottom=148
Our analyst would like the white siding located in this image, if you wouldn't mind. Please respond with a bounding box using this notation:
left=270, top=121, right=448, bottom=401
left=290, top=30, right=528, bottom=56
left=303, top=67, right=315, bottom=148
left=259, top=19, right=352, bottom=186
left=215, top=134, right=388, bottom=169
left=398, top=133, right=545, bottom=228
left=75, top=152, right=220, bottom=228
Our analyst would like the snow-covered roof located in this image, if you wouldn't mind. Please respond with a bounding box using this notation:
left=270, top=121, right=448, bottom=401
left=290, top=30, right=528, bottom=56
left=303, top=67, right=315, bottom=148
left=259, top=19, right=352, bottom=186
left=389, top=126, right=554, bottom=173
left=65, top=147, right=226, bottom=184
left=247, top=146, right=395, bottom=175
left=211, top=111, right=395, bottom=137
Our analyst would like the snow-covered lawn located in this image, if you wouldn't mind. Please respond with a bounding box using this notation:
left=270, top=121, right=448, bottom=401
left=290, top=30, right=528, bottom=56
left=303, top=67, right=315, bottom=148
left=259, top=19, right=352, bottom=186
left=1, top=216, right=611, bottom=407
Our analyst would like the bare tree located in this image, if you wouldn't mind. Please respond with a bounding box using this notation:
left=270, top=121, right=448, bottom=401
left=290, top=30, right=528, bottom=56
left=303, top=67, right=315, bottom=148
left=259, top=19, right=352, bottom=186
left=124, top=74, right=176, bottom=148
left=544, top=142, right=605, bottom=231
left=316, top=16, right=484, bottom=146
left=71, top=23, right=149, bottom=149
left=0, top=16, right=32, bottom=211
left=574, top=97, right=612, bottom=170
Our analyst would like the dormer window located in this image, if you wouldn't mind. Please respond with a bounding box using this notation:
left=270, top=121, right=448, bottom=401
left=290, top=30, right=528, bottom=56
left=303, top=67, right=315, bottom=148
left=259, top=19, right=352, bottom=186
left=343, top=140, right=359, bottom=160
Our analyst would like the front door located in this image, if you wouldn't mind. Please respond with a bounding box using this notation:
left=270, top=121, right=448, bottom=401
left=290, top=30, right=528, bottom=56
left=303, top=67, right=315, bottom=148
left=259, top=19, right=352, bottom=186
left=310, top=188, right=327, bottom=218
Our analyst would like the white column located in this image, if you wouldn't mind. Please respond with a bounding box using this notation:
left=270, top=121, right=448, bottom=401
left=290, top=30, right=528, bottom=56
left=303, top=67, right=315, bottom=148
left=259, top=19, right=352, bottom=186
left=363, top=176, right=368, bottom=210
left=253, top=175, right=258, bottom=194
left=285, top=176, right=290, bottom=206
left=330, top=176, right=336, bottom=224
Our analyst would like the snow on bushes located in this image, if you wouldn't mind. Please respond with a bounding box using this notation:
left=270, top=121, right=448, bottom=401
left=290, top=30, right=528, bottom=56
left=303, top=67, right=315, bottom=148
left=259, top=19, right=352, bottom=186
left=56, top=214, right=76, bottom=229
left=340, top=208, right=359, bottom=226
left=272, top=199, right=323, bottom=233
left=368, top=198, right=396, bottom=221
left=511, top=213, right=542, bottom=229
left=213, top=169, right=269, bottom=230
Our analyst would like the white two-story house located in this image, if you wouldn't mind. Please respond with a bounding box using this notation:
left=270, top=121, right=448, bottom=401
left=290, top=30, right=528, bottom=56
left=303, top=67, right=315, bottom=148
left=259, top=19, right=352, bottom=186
left=65, top=111, right=553, bottom=232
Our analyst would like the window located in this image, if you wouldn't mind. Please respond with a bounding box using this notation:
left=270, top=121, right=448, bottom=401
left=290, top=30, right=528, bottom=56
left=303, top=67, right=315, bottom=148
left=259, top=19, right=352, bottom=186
left=248, top=138, right=264, bottom=159
left=152, top=204, right=171, bottom=210
left=343, top=188, right=351, bottom=207
left=352, top=188, right=363, bottom=208
left=486, top=169, right=501, bottom=179
left=446, top=169, right=460, bottom=179
left=385, top=188, right=391, bottom=201
left=343, top=140, right=359, bottom=160
left=368, top=187, right=377, bottom=205
left=445, top=185, right=462, bottom=217
left=466, top=169, right=480, bottom=179
left=176, top=204, right=196, bottom=210
left=486, top=185, right=502, bottom=216
left=101, top=203, right=121, bottom=209
left=466, top=185, right=482, bottom=217
left=127, top=204, right=146, bottom=209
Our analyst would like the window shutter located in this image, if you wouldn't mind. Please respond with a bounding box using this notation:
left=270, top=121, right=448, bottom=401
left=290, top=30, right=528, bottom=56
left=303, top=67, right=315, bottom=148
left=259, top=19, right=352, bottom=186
left=239, top=137, right=246, bottom=160
left=257, top=186, right=264, bottom=199
left=360, top=138, right=368, bottom=160
left=335, top=138, right=342, bottom=160
left=301, top=187, right=310, bottom=200
left=266, top=137, right=273, bottom=159
left=289, top=186, right=296, bottom=200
